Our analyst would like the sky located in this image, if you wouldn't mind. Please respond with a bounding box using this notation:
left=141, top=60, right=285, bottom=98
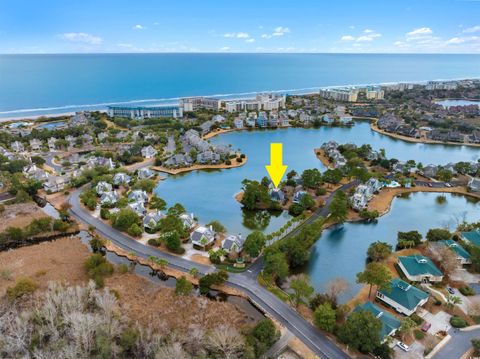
left=1, top=0, right=480, bottom=54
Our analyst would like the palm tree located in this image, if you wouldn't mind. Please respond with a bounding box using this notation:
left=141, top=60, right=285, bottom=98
left=446, top=295, right=462, bottom=310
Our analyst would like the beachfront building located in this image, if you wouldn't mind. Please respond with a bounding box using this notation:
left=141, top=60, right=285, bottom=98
left=353, top=302, right=401, bottom=342
left=319, top=88, right=358, bottom=102
left=365, top=86, right=385, bottom=100
left=425, top=81, right=458, bottom=91
left=397, top=255, right=444, bottom=283
left=179, top=97, right=222, bottom=112
left=376, top=278, right=429, bottom=316
left=224, top=94, right=286, bottom=113
left=439, top=240, right=471, bottom=265
left=107, top=105, right=183, bottom=119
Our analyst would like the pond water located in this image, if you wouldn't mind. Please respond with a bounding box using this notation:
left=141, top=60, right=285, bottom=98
left=307, top=192, right=480, bottom=303
left=155, top=122, right=480, bottom=235
left=436, top=99, right=480, bottom=108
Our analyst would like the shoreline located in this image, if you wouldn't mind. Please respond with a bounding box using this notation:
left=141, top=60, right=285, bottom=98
left=151, top=155, right=247, bottom=174
left=370, top=119, right=480, bottom=148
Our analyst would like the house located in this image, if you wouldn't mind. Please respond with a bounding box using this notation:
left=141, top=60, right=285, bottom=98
left=65, top=135, right=76, bottom=147
left=113, top=172, right=132, bottom=186
left=461, top=229, right=480, bottom=247
left=47, top=137, right=57, bottom=151
left=128, top=190, right=148, bottom=203
left=82, top=134, right=94, bottom=145
left=143, top=210, right=165, bottom=231
left=366, top=178, right=383, bottom=193
left=353, top=302, right=401, bottom=341
left=234, top=118, right=244, bottom=129
left=439, top=240, right=471, bottom=265
left=422, top=165, right=439, bottom=179
left=322, top=114, right=335, bottom=124
left=97, top=132, right=108, bottom=142
left=137, top=167, right=155, bottom=180
left=293, top=190, right=307, bottom=204
left=43, top=176, right=69, bottom=193
left=269, top=188, right=285, bottom=202
left=11, top=141, right=24, bottom=153
left=222, top=234, right=245, bottom=254
left=96, top=181, right=112, bottom=195
left=164, top=154, right=193, bottom=168
left=397, top=255, right=444, bottom=283
left=376, top=278, right=429, bottom=316
left=23, top=165, right=49, bottom=182
left=129, top=201, right=147, bottom=217
left=257, top=113, right=268, bottom=128
left=196, top=150, right=220, bottom=164
left=339, top=116, right=353, bottom=126
left=351, top=191, right=369, bottom=211
left=190, top=226, right=216, bottom=249
left=29, top=139, right=42, bottom=151
left=100, top=191, right=120, bottom=205
left=180, top=213, right=196, bottom=229
left=468, top=178, right=480, bottom=192
left=141, top=145, right=158, bottom=159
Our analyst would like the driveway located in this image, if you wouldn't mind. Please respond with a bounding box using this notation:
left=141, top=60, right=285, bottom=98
left=393, top=340, right=424, bottom=358
left=418, top=308, right=452, bottom=335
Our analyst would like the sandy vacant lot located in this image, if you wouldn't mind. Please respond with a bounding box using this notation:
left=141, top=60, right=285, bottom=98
left=0, top=202, right=49, bottom=232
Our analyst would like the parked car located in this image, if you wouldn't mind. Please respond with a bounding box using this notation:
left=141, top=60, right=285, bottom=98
left=421, top=322, right=432, bottom=332
left=397, top=342, right=410, bottom=352
left=428, top=183, right=433, bottom=187
left=445, top=183, right=452, bottom=188
left=447, top=287, right=455, bottom=295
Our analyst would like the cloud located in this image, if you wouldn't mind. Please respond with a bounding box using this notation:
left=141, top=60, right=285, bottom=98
left=446, top=37, right=466, bottom=44
left=223, top=32, right=250, bottom=39
left=406, top=27, right=433, bottom=38
left=340, top=29, right=381, bottom=43
left=261, top=26, right=290, bottom=39
left=133, top=24, right=146, bottom=30
left=463, top=25, right=480, bottom=33
left=59, top=32, right=103, bottom=45
left=245, top=38, right=255, bottom=43
left=220, top=46, right=231, bottom=51
left=340, top=35, right=355, bottom=41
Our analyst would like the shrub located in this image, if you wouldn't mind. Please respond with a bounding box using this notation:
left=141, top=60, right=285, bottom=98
left=426, top=228, right=452, bottom=242
left=147, top=238, right=160, bottom=246
left=460, top=286, right=476, bottom=296
left=315, top=187, right=327, bottom=196
left=450, top=316, right=467, bottom=328
left=414, top=329, right=425, bottom=340
left=225, top=159, right=231, bottom=165
left=127, top=223, right=143, bottom=237
left=236, top=157, right=242, bottom=163
left=411, top=313, right=424, bottom=325
left=117, top=264, right=129, bottom=274
left=84, top=254, right=114, bottom=288
left=6, top=278, right=38, bottom=300
left=100, top=208, right=110, bottom=220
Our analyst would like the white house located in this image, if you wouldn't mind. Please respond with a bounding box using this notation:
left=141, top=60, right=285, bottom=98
left=96, top=181, right=113, bottom=195
left=376, top=278, right=429, bottom=316
left=190, top=226, right=216, bottom=249
left=141, top=145, right=158, bottom=159
left=221, top=234, right=245, bottom=254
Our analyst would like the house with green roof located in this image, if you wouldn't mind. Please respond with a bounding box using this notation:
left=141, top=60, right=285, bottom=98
left=397, top=255, right=444, bottom=283
left=376, top=278, right=429, bottom=316
left=354, top=302, right=401, bottom=341
left=439, top=240, right=471, bottom=265
left=461, top=230, right=480, bottom=247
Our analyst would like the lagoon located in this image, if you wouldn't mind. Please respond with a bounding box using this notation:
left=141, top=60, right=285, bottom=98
left=307, top=192, right=480, bottom=303
left=436, top=99, right=480, bottom=108
left=155, top=122, right=480, bottom=235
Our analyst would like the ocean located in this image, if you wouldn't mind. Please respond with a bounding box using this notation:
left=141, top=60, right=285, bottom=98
left=0, top=53, right=479, bottom=119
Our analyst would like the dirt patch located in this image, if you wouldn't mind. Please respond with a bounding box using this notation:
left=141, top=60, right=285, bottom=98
left=314, top=148, right=333, bottom=168
left=190, top=254, right=211, bottom=266
left=0, top=236, right=90, bottom=296
left=0, top=202, right=49, bottom=232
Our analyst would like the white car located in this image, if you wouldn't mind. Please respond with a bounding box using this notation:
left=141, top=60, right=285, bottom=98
left=397, top=342, right=410, bottom=352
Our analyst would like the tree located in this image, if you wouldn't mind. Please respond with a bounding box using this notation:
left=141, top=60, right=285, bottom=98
left=314, top=303, right=336, bottom=332
left=164, top=231, right=182, bottom=253
left=132, top=179, right=156, bottom=193
left=299, top=193, right=315, bottom=210
left=426, top=228, right=452, bottom=242
left=325, top=278, right=349, bottom=302
left=426, top=244, right=458, bottom=276
left=367, top=241, right=392, bottom=262
left=263, top=250, right=289, bottom=281
left=322, top=168, right=343, bottom=184
left=243, top=231, right=266, bottom=258
left=289, top=275, right=314, bottom=308
left=112, top=208, right=140, bottom=232
left=446, top=295, right=462, bottom=310
left=198, top=270, right=229, bottom=295
left=175, top=276, right=193, bottom=296
left=240, top=179, right=271, bottom=210
left=301, top=168, right=323, bottom=188
left=338, top=310, right=382, bottom=353
left=437, top=168, right=453, bottom=182
left=189, top=267, right=199, bottom=278
left=399, top=317, right=417, bottom=341
left=149, top=195, right=167, bottom=210
left=329, top=190, right=348, bottom=223
left=247, top=319, right=280, bottom=358
left=472, top=339, right=480, bottom=356
left=127, top=223, right=143, bottom=237
left=206, top=220, right=226, bottom=234
left=356, top=262, right=392, bottom=299
left=167, top=203, right=186, bottom=216
left=398, top=230, right=423, bottom=245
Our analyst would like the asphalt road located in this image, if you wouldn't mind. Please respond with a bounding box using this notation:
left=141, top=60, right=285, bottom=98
left=68, top=189, right=351, bottom=359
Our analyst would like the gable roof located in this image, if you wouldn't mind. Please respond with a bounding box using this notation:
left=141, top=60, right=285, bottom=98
left=461, top=230, right=480, bottom=246
left=440, top=239, right=471, bottom=260
left=378, top=278, right=429, bottom=311
left=354, top=302, right=401, bottom=339
left=398, top=255, right=443, bottom=277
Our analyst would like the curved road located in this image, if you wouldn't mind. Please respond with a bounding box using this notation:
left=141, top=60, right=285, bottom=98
left=69, top=188, right=352, bottom=359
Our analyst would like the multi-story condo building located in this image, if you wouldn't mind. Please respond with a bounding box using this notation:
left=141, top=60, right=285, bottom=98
left=107, top=105, right=183, bottom=119
left=179, top=97, right=222, bottom=111
left=365, top=86, right=385, bottom=100
left=425, top=81, right=458, bottom=91
left=224, top=94, right=286, bottom=113
left=319, top=88, right=358, bottom=102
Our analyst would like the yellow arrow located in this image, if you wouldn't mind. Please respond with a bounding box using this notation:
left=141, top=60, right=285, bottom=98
left=265, top=143, right=288, bottom=188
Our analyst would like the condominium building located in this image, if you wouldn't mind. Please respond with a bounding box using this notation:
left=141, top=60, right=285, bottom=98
left=224, top=93, right=286, bottom=113
left=365, top=86, right=385, bottom=100
left=425, top=81, right=458, bottom=91
left=179, top=97, right=222, bottom=111
left=319, top=88, right=358, bottom=102
left=107, top=105, right=183, bottom=119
